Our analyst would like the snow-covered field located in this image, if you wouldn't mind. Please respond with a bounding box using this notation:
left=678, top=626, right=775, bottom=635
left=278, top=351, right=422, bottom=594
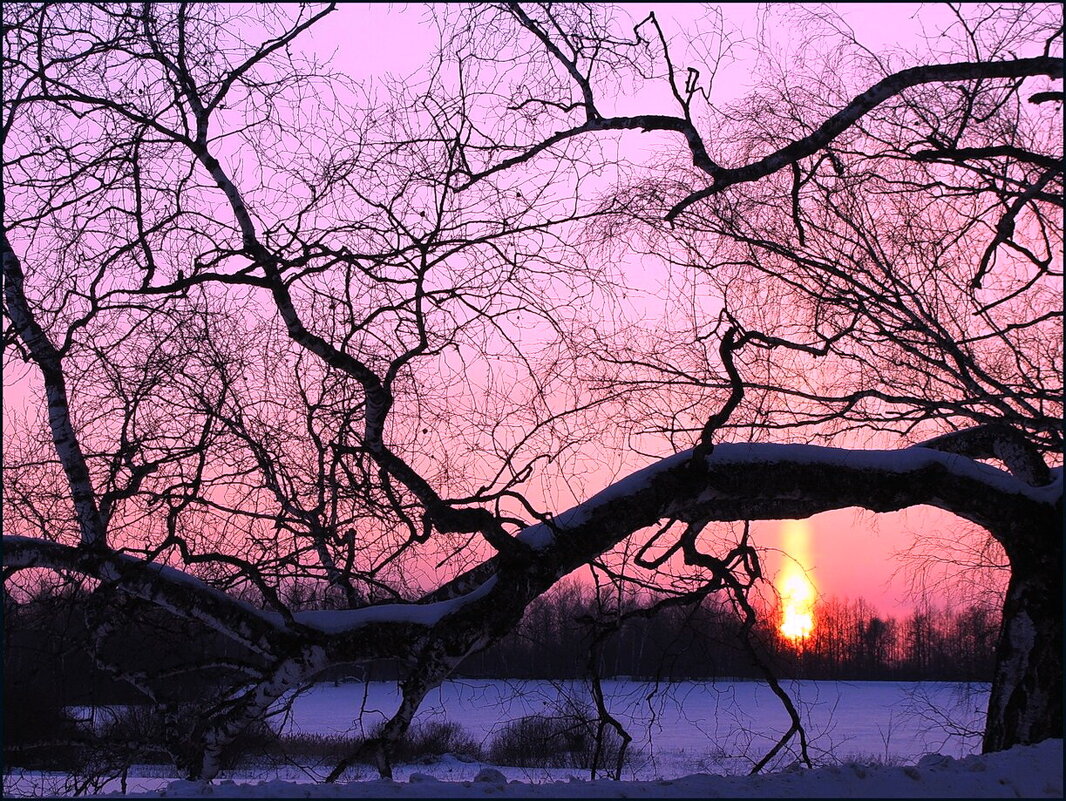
left=270, top=678, right=990, bottom=775
left=7, top=680, right=1062, bottom=798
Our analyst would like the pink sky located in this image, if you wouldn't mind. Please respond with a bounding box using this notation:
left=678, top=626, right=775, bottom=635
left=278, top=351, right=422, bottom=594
left=4, top=3, right=1029, bottom=619
left=294, top=3, right=1004, bottom=617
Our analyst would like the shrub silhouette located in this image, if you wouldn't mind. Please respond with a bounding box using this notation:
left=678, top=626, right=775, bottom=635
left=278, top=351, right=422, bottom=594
left=487, top=706, right=627, bottom=769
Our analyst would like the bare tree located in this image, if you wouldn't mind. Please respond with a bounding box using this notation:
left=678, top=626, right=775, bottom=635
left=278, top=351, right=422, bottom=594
left=2, top=1, right=1061, bottom=781
left=455, top=1, right=1061, bottom=754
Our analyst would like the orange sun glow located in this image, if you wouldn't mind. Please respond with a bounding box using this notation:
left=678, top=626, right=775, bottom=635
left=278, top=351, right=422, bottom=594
left=776, top=520, right=817, bottom=642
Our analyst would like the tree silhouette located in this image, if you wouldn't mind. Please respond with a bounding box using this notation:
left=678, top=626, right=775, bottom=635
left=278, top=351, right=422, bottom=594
left=3, top=2, right=1060, bottom=779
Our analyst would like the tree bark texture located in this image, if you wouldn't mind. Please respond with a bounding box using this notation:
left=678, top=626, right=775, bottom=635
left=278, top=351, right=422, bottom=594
left=983, top=512, right=1064, bottom=752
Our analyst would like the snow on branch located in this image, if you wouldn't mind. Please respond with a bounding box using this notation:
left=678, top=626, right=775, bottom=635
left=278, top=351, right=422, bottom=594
left=1, top=534, right=503, bottom=644
left=287, top=577, right=499, bottom=633
left=2, top=536, right=287, bottom=654
left=517, top=439, right=1062, bottom=562
left=3, top=436, right=1058, bottom=647
left=918, top=425, right=1054, bottom=487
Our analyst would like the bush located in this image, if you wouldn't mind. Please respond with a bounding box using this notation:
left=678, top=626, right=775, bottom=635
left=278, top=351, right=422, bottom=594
left=99, top=704, right=277, bottom=768
left=272, top=732, right=357, bottom=762
left=272, top=719, right=482, bottom=770
left=374, top=720, right=482, bottom=763
left=487, top=708, right=628, bottom=769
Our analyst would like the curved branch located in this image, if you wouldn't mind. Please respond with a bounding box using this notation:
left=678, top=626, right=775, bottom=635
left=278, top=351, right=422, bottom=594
left=461, top=113, right=717, bottom=188
left=5, top=433, right=1059, bottom=775
left=917, top=424, right=1052, bottom=487
left=519, top=437, right=1061, bottom=572
left=912, top=144, right=1061, bottom=173
left=971, top=167, right=1062, bottom=288
left=1, top=536, right=287, bottom=655
left=666, top=56, right=1063, bottom=219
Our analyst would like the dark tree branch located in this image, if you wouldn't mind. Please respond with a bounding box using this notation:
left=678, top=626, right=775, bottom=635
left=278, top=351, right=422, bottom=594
left=916, top=424, right=1052, bottom=487
left=666, top=56, right=1063, bottom=219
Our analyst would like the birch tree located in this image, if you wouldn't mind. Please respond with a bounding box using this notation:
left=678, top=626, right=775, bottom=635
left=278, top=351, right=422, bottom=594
left=2, top=2, right=1061, bottom=779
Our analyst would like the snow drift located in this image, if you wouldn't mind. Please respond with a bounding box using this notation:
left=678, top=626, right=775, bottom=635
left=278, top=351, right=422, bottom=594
left=100, top=739, right=1061, bottom=798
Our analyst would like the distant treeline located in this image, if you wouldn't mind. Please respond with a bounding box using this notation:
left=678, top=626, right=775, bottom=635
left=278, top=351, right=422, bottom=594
left=3, top=578, right=996, bottom=719
left=457, top=583, right=998, bottom=682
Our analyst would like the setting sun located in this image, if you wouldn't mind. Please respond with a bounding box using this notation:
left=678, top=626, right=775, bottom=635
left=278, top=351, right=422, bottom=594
left=776, top=520, right=817, bottom=642
left=779, top=571, right=816, bottom=640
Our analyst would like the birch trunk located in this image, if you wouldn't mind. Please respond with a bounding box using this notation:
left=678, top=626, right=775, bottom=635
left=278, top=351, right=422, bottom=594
left=983, top=515, right=1063, bottom=752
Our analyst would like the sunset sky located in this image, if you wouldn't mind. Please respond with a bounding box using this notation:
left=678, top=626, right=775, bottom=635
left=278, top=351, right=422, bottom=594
left=287, top=2, right=1013, bottom=617
left=3, top=6, right=1061, bottom=791
left=5, top=2, right=1049, bottom=619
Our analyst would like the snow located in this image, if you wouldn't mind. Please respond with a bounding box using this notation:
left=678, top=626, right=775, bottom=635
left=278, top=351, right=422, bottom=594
left=515, top=445, right=1061, bottom=551
left=290, top=578, right=499, bottom=633
left=706, top=443, right=1062, bottom=503
left=35, top=740, right=1064, bottom=797
left=517, top=452, right=694, bottom=548
left=26, top=680, right=1061, bottom=798
left=267, top=679, right=989, bottom=771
